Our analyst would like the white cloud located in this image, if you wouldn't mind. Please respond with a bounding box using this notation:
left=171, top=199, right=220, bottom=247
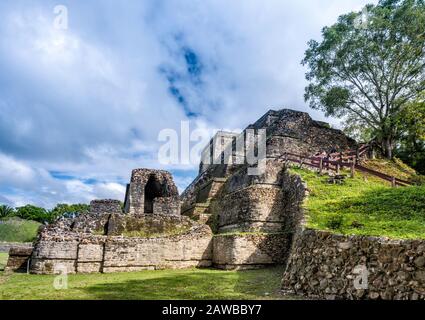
left=0, top=153, right=36, bottom=186
left=0, top=0, right=375, bottom=208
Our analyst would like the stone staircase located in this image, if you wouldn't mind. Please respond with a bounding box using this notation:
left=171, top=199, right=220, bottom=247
left=181, top=177, right=226, bottom=226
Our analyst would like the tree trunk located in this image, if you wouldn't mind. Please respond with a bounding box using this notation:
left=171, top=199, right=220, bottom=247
left=383, top=137, right=393, bottom=159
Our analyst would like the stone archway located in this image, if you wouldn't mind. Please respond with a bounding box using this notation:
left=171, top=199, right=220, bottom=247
left=144, top=174, right=164, bottom=213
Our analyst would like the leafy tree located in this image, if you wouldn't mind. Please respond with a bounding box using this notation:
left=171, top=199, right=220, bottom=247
left=49, top=203, right=90, bottom=221
left=0, top=205, right=15, bottom=218
left=395, top=94, right=425, bottom=173
left=303, top=0, right=425, bottom=158
left=15, top=205, right=49, bottom=223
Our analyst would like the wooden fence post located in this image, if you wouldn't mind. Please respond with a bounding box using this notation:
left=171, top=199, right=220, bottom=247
left=350, top=161, right=355, bottom=178
left=319, top=158, right=323, bottom=175
left=391, top=177, right=396, bottom=188
left=356, top=147, right=360, bottom=164
left=336, top=163, right=340, bottom=175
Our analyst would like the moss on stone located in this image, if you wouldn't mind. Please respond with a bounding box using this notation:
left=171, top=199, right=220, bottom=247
left=121, top=224, right=192, bottom=238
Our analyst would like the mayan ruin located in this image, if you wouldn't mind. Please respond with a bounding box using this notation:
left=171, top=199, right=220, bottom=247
left=1, top=1, right=424, bottom=307
left=4, top=107, right=423, bottom=300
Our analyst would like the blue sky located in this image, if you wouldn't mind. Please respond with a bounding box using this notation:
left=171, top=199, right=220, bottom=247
left=0, top=0, right=373, bottom=208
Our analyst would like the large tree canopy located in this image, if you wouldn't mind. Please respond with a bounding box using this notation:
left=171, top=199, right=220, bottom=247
left=395, top=93, right=425, bottom=173
left=303, top=0, right=425, bottom=158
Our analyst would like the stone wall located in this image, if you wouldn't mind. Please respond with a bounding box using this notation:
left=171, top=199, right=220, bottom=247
left=215, top=161, right=303, bottom=234
left=282, top=229, right=425, bottom=300
left=124, top=169, right=180, bottom=215
left=200, top=131, right=240, bottom=174
left=72, top=212, right=111, bottom=233
left=29, top=213, right=213, bottom=274
left=102, top=226, right=212, bottom=272
left=106, top=214, right=194, bottom=237
left=251, top=109, right=357, bottom=156
left=217, top=185, right=286, bottom=233
left=5, top=247, right=33, bottom=272
left=0, top=242, right=32, bottom=253
left=213, top=233, right=292, bottom=270
left=90, top=199, right=122, bottom=215
left=153, top=197, right=180, bottom=216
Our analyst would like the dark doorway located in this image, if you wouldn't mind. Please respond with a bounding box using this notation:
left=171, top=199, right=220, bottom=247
left=144, top=175, right=163, bottom=213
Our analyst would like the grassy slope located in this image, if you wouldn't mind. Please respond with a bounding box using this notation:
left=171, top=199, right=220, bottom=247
left=0, top=217, right=41, bottom=242
left=0, top=253, right=7, bottom=271
left=0, top=266, right=292, bottom=300
left=361, top=158, right=418, bottom=181
left=290, top=167, right=425, bottom=239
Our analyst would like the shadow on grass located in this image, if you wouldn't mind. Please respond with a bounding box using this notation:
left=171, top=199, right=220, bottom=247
left=81, top=267, right=287, bottom=300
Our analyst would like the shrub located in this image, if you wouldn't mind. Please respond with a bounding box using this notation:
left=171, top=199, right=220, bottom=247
left=0, top=205, right=15, bottom=218
left=15, top=205, right=49, bottom=223
left=49, top=203, right=90, bottom=222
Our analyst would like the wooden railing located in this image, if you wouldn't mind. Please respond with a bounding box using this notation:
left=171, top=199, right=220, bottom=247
left=280, top=150, right=412, bottom=187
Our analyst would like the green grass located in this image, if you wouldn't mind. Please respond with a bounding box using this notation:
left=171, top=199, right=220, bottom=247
left=0, top=217, right=41, bottom=242
left=121, top=225, right=192, bottom=238
left=361, top=158, right=418, bottom=182
left=290, top=167, right=425, bottom=240
left=0, top=253, right=7, bottom=271
left=0, top=266, right=292, bottom=300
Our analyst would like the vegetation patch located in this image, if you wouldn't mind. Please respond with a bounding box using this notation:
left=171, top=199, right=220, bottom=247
left=121, top=225, right=192, bottom=238
left=0, top=253, right=7, bottom=271
left=361, top=158, right=421, bottom=183
left=290, top=168, right=425, bottom=239
left=0, top=266, right=294, bottom=300
left=0, top=217, right=41, bottom=243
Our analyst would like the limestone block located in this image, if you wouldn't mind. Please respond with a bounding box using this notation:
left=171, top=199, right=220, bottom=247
left=77, top=262, right=102, bottom=273
left=30, top=258, right=76, bottom=275
left=218, top=185, right=286, bottom=232
left=33, top=241, right=79, bottom=260
left=213, top=233, right=290, bottom=268
left=78, top=243, right=104, bottom=262
left=102, top=266, right=155, bottom=273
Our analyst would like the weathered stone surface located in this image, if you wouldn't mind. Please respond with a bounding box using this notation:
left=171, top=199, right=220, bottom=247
left=282, top=229, right=425, bottom=300
left=31, top=259, right=76, bottom=275
left=0, top=242, right=32, bottom=253
left=90, top=199, right=122, bottom=215
left=5, top=247, right=33, bottom=272
left=8, top=247, right=33, bottom=256
left=27, top=211, right=213, bottom=274
left=152, top=197, right=180, bottom=216
left=33, top=240, right=79, bottom=260
left=106, top=214, right=194, bottom=237
left=213, top=233, right=292, bottom=269
left=77, top=262, right=102, bottom=273
left=78, top=243, right=104, bottom=262
left=72, top=213, right=110, bottom=234
left=103, top=224, right=212, bottom=269
left=217, top=185, right=286, bottom=233
left=215, top=167, right=305, bottom=234
left=124, top=169, right=180, bottom=215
